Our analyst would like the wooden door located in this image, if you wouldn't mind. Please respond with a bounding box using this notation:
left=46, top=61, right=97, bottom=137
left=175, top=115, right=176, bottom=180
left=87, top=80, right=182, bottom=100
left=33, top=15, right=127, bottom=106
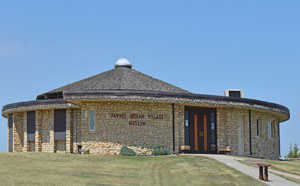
left=188, top=108, right=216, bottom=154
left=190, top=111, right=198, bottom=153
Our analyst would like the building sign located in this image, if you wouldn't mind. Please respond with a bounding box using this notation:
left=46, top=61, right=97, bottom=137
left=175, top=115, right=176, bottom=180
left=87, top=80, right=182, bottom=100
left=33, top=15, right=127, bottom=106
left=129, top=121, right=146, bottom=126
left=110, top=113, right=164, bottom=126
left=110, top=113, right=127, bottom=119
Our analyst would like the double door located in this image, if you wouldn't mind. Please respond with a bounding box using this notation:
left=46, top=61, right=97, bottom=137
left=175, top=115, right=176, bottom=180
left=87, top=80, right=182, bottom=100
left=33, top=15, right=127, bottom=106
left=187, top=107, right=217, bottom=154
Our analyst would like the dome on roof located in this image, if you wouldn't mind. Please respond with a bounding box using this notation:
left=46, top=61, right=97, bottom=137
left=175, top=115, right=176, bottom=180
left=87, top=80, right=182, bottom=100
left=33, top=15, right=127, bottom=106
left=115, top=58, right=132, bottom=68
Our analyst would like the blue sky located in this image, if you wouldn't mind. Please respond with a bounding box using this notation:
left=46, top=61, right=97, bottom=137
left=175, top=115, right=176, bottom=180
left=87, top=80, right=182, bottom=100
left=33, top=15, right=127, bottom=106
left=0, top=1, right=299, bottom=157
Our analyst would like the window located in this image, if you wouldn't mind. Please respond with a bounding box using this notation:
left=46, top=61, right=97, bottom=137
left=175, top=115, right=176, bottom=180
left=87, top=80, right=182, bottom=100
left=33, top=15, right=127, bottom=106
left=54, top=109, right=66, bottom=140
left=27, top=111, right=36, bottom=134
left=27, top=111, right=36, bottom=141
left=256, top=119, right=260, bottom=137
left=89, top=110, right=95, bottom=131
left=8, top=114, right=13, bottom=129
left=268, top=120, right=273, bottom=138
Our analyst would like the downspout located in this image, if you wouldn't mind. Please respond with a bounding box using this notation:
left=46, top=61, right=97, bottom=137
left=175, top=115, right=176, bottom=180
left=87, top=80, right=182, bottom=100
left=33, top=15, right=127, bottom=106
left=249, top=109, right=252, bottom=155
left=172, top=103, right=175, bottom=152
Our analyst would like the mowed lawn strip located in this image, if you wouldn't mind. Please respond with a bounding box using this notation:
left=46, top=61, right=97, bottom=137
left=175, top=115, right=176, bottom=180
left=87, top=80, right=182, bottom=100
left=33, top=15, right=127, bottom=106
left=239, top=157, right=300, bottom=177
left=239, top=157, right=300, bottom=185
left=263, top=159, right=300, bottom=176
left=0, top=153, right=265, bottom=186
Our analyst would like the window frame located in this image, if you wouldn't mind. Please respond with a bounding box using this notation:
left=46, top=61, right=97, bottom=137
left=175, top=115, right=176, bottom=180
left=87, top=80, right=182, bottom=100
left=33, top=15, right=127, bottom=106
left=267, top=120, right=272, bottom=139
left=255, top=118, right=260, bottom=138
left=8, top=113, right=13, bottom=129
left=271, top=120, right=275, bottom=138
left=89, top=109, right=96, bottom=132
left=27, top=111, right=36, bottom=134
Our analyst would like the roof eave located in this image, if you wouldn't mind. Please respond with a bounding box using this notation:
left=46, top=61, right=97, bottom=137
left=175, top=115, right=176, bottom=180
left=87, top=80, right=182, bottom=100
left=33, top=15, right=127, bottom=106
left=62, top=90, right=290, bottom=122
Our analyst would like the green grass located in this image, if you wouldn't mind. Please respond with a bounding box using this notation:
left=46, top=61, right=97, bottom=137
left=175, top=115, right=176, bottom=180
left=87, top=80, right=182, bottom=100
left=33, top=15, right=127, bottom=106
left=238, top=157, right=300, bottom=185
left=239, top=157, right=300, bottom=176
left=271, top=172, right=300, bottom=185
left=0, top=153, right=265, bottom=186
left=263, top=159, right=300, bottom=176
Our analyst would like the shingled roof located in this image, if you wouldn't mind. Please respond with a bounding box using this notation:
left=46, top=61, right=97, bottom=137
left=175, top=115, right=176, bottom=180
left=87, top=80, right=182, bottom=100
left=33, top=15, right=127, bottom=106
left=37, top=64, right=190, bottom=100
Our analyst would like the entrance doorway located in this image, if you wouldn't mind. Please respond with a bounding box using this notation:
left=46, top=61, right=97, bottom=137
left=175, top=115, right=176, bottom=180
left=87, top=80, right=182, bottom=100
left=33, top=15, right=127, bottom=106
left=185, top=107, right=217, bottom=154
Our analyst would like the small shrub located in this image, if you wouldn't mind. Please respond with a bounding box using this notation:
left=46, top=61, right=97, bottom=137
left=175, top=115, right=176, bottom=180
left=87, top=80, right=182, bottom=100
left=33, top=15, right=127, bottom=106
left=120, top=146, right=136, bottom=156
left=152, top=144, right=171, bottom=156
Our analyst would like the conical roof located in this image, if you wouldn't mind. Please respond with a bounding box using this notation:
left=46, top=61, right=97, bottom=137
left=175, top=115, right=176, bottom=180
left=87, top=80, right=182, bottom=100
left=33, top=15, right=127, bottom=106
left=37, top=64, right=190, bottom=99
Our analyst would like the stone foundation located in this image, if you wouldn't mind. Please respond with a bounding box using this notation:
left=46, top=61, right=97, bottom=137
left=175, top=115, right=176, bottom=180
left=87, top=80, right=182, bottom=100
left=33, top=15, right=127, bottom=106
left=81, top=141, right=152, bottom=155
left=13, top=112, right=24, bottom=152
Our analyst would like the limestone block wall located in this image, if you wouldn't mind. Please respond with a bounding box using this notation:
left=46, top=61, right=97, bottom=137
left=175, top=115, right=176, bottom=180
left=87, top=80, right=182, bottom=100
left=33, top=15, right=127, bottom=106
left=77, top=101, right=174, bottom=154
left=251, top=111, right=280, bottom=159
left=217, top=107, right=280, bottom=159
left=38, top=110, right=54, bottom=152
left=71, top=108, right=82, bottom=153
left=66, top=109, right=71, bottom=153
left=5, top=102, right=281, bottom=159
left=23, top=113, right=27, bottom=152
left=55, top=140, right=66, bottom=152
left=175, top=104, right=185, bottom=153
left=13, top=112, right=25, bottom=152
left=217, top=107, right=244, bottom=155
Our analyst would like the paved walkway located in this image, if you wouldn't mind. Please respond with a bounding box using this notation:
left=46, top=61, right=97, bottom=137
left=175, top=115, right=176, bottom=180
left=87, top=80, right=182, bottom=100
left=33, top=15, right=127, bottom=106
left=186, top=154, right=299, bottom=186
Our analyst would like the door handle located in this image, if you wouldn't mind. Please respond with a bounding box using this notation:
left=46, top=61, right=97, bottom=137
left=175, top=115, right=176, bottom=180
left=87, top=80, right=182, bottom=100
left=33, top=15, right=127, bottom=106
left=199, top=131, right=203, bottom=137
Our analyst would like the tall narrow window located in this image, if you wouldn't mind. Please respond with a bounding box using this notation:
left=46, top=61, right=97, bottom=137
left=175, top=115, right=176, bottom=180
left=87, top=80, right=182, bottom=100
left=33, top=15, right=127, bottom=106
left=268, top=120, right=272, bottom=138
left=27, top=111, right=36, bottom=141
left=272, top=120, right=275, bottom=138
left=89, top=110, right=95, bottom=131
left=184, top=110, right=189, bottom=145
left=8, top=114, right=13, bottom=128
left=54, top=109, right=66, bottom=140
left=256, top=119, right=260, bottom=137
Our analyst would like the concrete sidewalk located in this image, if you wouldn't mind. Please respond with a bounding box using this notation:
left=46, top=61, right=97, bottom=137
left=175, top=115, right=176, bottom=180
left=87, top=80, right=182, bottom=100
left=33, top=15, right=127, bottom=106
left=187, top=154, right=299, bottom=186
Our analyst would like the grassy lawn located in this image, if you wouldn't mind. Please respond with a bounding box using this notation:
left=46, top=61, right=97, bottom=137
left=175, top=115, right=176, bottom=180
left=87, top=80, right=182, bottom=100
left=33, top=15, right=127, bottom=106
left=271, top=172, right=300, bottom=185
left=238, top=157, right=300, bottom=185
left=0, top=153, right=265, bottom=186
left=239, top=157, right=300, bottom=176
left=263, top=159, right=300, bottom=176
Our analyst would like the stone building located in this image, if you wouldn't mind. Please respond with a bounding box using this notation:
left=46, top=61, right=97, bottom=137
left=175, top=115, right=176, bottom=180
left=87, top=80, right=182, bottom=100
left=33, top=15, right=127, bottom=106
left=2, top=58, right=290, bottom=159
